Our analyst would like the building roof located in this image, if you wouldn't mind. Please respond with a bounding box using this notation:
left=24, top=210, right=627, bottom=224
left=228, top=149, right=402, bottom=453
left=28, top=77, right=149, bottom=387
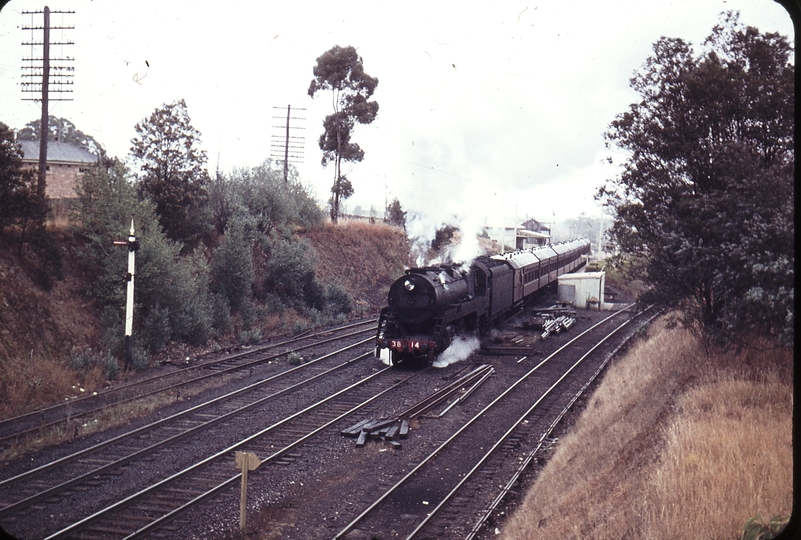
left=516, top=229, right=550, bottom=239
left=18, top=140, right=98, bottom=164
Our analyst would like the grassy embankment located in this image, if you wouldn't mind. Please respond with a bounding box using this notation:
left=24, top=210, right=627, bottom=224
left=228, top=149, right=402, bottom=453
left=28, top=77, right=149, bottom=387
left=501, top=319, right=792, bottom=540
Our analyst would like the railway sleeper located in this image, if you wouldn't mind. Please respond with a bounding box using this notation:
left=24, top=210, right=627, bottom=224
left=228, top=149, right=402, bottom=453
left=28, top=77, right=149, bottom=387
left=77, top=457, right=114, bottom=465
left=106, top=515, right=147, bottom=528
left=134, top=502, right=176, bottom=513
left=161, top=487, right=206, bottom=496
left=82, top=527, right=131, bottom=539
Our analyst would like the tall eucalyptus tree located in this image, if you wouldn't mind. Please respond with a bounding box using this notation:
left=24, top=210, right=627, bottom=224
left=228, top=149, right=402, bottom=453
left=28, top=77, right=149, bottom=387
left=308, top=45, right=379, bottom=222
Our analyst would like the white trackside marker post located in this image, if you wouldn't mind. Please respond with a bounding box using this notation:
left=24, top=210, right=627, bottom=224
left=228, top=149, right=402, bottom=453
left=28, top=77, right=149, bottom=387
left=235, top=451, right=262, bottom=531
left=114, top=219, right=138, bottom=367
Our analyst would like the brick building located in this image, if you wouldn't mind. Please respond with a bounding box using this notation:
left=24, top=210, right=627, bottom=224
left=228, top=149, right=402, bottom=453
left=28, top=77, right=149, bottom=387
left=18, top=140, right=99, bottom=199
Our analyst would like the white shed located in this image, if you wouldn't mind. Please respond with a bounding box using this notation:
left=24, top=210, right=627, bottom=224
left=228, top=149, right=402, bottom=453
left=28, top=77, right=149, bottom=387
left=557, top=271, right=606, bottom=310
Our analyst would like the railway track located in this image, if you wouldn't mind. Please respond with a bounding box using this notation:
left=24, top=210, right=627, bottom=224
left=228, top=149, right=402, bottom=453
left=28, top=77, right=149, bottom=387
left=462, top=306, right=666, bottom=540
left=38, top=360, right=428, bottom=540
left=0, top=337, right=374, bottom=522
left=0, top=304, right=661, bottom=540
left=332, top=304, right=655, bottom=539
left=0, top=319, right=376, bottom=451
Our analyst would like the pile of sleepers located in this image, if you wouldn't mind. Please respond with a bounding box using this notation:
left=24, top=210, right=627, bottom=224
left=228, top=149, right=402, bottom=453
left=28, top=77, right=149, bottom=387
left=540, top=315, right=576, bottom=339
left=340, top=417, right=409, bottom=449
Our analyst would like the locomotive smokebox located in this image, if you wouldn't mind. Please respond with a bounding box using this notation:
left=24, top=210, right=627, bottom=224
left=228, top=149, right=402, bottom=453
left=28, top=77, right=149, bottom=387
left=388, top=267, right=470, bottom=326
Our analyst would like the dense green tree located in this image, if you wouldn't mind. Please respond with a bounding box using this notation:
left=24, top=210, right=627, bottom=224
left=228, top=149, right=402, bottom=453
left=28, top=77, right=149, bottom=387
left=385, top=198, right=407, bottom=230
left=0, top=122, right=59, bottom=284
left=18, top=115, right=104, bottom=156
left=130, top=99, right=211, bottom=243
left=597, top=12, right=793, bottom=346
left=73, top=160, right=214, bottom=360
left=223, top=159, right=324, bottom=236
left=308, top=45, right=379, bottom=223
left=264, top=238, right=318, bottom=309
left=0, top=122, right=43, bottom=239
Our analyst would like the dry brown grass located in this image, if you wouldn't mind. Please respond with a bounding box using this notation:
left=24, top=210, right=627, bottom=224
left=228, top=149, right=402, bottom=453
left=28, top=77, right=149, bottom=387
left=642, top=372, right=792, bottom=538
left=305, top=220, right=411, bottom=309
left=0, top=353, right=82, bottom=420
left=500, top=320, right=792, bottom=540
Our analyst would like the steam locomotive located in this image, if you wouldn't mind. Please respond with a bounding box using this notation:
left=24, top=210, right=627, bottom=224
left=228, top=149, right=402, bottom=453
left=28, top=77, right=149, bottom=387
left=375, top=238, right=591, bottom=364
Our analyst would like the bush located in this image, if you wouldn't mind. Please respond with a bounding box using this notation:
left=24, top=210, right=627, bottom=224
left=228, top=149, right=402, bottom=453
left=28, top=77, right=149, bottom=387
left=141, top=306, right=171, bottom=353
left=286, top=351, right=304, bottom=365
left=323, top=282, right=353, bottom=316
left=130, top=341, right=150, bottom=370
left=68, top=347, right=118, bottom=379
left=212, top=217, right=254, bottom=314
left=238, top=327, right=262, bottom=345
left=168, top=250, right=215, bottom=344
left=740, top=515, right=790, bottom=540
left=210, top=292, right=233, bottom=336
left=103, top=354, right=120, bottom=380
left=225, top=160, right=324, bottom=236
left=265, top=238, right=317, bottom=308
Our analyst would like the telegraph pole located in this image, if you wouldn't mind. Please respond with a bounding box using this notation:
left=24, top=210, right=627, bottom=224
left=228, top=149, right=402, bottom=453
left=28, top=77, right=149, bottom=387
left=36, top=6, right=49, bottom=198
left=270, top=105, right=305, bottom=182
left=21, top=6, right=74, bottom=197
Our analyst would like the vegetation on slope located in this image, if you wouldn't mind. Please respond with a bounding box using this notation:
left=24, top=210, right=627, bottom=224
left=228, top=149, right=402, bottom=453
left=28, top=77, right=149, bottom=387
left=0, top=217, right=409, bottom=421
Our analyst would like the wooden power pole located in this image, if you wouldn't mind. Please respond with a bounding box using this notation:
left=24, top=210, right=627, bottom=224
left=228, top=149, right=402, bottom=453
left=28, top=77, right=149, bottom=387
left=270, top=105, right=305, bottom=182
left=21, top=6, right=74, bottom=197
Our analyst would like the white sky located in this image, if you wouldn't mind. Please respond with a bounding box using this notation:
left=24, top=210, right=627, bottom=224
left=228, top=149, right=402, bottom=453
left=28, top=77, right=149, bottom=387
left=0, top=0, right=794, bottom=238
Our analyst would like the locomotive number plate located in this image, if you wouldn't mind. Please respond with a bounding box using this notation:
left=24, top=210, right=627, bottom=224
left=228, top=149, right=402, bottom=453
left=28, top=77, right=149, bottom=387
left=390, top=340, right=421, bottom=350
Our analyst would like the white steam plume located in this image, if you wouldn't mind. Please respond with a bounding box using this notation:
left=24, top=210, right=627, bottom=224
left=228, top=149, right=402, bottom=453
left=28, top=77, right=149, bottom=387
left=407, top=210, right=486, bottom=268
left=432, top=335, right=481, bottom=368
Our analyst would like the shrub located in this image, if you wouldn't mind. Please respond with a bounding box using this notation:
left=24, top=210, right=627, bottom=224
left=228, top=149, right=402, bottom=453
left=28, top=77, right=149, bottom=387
left=68, top=347, right=118, bottom=380
left=103, top=353, right=120, bottom=380
left=210, top=292, right=233, bottom=336
left=323, top=282, right=353, bottom=316
left=130, top=341, right=150, bottom=370
left=212, top=217, right=254, bottom=315
left=286, top=351, right=304, bottom=365
left=238, top=327, right=262, bottom=345
left=141, top=306, right=171, bottom=353
left=740, top=515, right=790, bottom=540
left=168, top=250, right=215, bottom=344
left=265, top=238, right=317, bottom=308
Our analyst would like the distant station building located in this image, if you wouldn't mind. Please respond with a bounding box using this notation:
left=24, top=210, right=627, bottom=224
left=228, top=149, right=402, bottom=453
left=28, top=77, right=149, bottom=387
left=482, top=217, right=552, bottom=251
left=18, top=140, right=99, bottom=223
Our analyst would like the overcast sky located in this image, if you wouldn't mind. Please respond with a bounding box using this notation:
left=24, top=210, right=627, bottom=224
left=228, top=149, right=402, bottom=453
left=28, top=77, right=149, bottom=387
left=0, top=0, right=794, bottom=240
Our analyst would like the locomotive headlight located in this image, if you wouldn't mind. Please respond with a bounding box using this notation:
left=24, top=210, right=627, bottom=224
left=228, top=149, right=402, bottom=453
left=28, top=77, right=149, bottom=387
left=404, top=279, right=415, bottom=292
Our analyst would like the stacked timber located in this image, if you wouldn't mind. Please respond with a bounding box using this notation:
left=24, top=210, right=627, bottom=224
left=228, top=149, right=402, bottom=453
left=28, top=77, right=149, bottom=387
left=540, top=315, right=576, bottom=339
left=340, top=418, right=409, bottom=449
